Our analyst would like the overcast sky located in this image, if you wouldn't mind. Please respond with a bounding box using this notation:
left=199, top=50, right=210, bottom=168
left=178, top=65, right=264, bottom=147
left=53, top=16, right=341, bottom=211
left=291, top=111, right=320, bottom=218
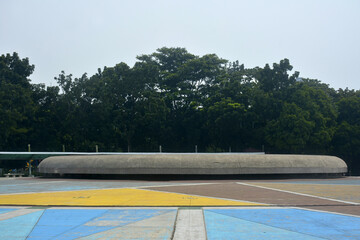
left=1, top=0, right=359, bottom=90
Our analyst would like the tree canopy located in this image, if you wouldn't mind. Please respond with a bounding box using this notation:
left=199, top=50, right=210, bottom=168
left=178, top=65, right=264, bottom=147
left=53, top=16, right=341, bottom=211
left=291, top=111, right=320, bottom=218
left=1, top=48, right=359, bottom=174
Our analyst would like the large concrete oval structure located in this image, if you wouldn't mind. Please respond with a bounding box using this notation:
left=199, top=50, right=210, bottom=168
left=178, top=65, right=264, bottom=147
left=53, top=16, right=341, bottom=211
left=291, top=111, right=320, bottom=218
left=38, top=153, right=347, bottom=175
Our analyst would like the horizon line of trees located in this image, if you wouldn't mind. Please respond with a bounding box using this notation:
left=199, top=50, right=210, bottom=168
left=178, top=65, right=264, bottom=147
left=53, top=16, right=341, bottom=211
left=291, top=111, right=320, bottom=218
left=1, top=48, right=359, bottom=174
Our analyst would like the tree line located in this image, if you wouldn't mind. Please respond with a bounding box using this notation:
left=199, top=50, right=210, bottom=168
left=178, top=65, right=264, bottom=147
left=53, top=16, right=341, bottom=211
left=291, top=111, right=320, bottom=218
left=1, top=48, right=359, bottom=174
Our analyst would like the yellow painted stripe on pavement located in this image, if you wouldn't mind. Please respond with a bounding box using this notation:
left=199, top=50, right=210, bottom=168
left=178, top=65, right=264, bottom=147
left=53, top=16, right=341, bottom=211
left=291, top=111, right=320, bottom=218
left=0, top=188, right=264, bottom=206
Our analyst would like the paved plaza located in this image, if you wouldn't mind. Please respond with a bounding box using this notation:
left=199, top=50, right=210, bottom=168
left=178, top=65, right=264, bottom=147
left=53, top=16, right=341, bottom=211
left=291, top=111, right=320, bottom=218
left=0, top=177, right=360, bottom=239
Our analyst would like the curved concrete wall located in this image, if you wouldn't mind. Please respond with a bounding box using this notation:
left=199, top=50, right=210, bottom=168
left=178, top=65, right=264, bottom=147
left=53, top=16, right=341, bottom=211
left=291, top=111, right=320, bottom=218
left=38, top=153, right=347, bottom=175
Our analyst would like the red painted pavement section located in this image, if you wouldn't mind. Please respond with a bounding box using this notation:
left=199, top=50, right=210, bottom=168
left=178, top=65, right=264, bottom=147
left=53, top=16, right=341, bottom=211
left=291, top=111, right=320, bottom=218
left=145, top=181, right=360, bottom=216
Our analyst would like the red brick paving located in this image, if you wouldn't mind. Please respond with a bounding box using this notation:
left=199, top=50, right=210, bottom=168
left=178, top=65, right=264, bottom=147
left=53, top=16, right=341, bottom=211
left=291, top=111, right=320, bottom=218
left=145, top=182, right=360, bottom=216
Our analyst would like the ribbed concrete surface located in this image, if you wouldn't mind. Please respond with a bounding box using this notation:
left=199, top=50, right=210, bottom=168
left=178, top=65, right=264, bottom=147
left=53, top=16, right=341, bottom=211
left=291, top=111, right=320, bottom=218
left=173, top=209, right=206, bottom=240
left=38, top=153, right=347, bottom=175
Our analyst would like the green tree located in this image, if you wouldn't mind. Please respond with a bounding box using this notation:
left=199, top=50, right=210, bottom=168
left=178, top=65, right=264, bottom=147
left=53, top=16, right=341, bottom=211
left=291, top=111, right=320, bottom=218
left=265, top=103, right=314, bottom=152
left=206, top=97, right=247, bottom=151
left=332, top=122, right=360, bottom=175
left=0, top=53, right=35, bottom=150
left=2, top=49, right=358, bottom=173
left=256, top=58, right=298, bottom=93
left=289, top=81, right=337, bottom=153
left=29, top=84, right=61, bottom=150
left=332, top=92, right=360, bottom=174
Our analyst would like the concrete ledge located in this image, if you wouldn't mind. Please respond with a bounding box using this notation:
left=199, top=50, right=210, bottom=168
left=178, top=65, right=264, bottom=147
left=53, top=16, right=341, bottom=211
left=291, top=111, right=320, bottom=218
left=38, top=153, right=347, bottom=175
left=4, top=173, right=24, bottom=178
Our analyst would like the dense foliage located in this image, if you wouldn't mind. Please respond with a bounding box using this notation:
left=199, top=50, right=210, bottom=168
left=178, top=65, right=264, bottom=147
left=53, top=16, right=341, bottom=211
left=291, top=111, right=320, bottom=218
left=1, top=48, right=359, bottom=174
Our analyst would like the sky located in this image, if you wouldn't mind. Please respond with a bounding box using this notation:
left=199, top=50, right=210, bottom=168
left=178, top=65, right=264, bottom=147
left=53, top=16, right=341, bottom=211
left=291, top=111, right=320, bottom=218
left=1, top=0, right=360, bottom=90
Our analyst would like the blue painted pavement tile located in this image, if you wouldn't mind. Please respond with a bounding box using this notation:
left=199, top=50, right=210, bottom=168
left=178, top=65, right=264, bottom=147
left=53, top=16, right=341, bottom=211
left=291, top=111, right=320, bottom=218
left=49, top=186, right=100, bottom=191
left=0, top=208, right=16, bottom=214
left=27, top=209, right=175, bottom=240
left=206, top=208, right=360, bottom=240
left=27, top=209, right=108, bottom=239
left=82, top=226, right=173, bottom=240
left=0, top=210, right=44, bottom=240
left=0, top=184, right=99, bottom=194
left=54, top=209, right=175, bottom=240
left=204, top=211, right=324, bottom=240
left=84, top=209, right=174, bottom=226
left=0, top=180, right=183, bottom=194
left=81, top=211, right=177, bottom=240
